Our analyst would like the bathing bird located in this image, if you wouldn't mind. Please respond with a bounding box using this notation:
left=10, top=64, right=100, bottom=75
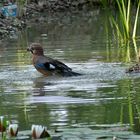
left=27, top=43, right=81, bottom=77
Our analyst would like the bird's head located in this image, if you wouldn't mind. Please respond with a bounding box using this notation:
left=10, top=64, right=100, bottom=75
left=27, top=43, right=44, bottom=55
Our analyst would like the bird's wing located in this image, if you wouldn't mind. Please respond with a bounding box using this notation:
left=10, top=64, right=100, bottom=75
left=51, top=59, right=72, bottom=72
left=34, top=55, right=72, bottom=72
left=34, top=62, right=56, bottom=71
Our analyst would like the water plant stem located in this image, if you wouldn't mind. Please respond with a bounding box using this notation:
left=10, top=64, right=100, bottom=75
left=132, top=1, right=140, bottom=38
left=110, top=0, right=140, bottom=40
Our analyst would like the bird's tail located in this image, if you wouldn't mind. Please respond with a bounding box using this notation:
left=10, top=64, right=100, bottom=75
left=63, top=71, right=82, bottom=77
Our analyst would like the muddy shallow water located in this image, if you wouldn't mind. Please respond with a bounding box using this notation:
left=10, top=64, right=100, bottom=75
left=1, top=10, right=140, bottom=139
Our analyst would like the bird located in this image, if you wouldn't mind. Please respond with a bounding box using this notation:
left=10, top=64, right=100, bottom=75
left=27, top=43, right=81, bottom=77
left=126, top=63, right=140, bottom=73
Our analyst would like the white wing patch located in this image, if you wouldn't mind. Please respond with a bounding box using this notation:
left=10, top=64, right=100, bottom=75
left=50, top=64, right=56, bottom=69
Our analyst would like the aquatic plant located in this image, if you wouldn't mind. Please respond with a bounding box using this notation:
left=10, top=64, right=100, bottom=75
left=0, top=116, right=7, bottom=132
left=31, top=125, right=50, bottom=139
left=0, top=116, right=8, bottom=140
left=132, top=1, right=140, bottom=38
left=110, top=0, right=140, bottom=40
left=8, top=124, right=18, bottom=137
left=0, top=116, right=51, bottom=139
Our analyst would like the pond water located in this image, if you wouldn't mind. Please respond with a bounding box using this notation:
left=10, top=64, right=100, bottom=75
left=1, top=9, right=140, bottom=139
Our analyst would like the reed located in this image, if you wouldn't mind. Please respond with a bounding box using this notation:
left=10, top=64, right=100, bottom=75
left=109, top=0, right=140, bottom=40
left=116, top=0, right=130, bottom=39
left=132, top=0, right=140, bottom=38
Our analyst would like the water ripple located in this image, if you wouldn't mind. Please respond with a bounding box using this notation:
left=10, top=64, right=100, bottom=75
left=25, top=95, right=126, bottom=105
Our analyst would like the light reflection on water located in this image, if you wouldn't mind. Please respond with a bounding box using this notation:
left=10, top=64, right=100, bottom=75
left=0, top=10, right=140, bottom=138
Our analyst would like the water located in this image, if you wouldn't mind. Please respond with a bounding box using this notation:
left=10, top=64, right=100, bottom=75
left=1, top=10, right=140, bottom=139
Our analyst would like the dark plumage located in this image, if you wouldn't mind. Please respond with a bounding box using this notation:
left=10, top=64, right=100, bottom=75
left=27, top=43, right=81, bottom=77
left=126, top=63, right=140, bottom=73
